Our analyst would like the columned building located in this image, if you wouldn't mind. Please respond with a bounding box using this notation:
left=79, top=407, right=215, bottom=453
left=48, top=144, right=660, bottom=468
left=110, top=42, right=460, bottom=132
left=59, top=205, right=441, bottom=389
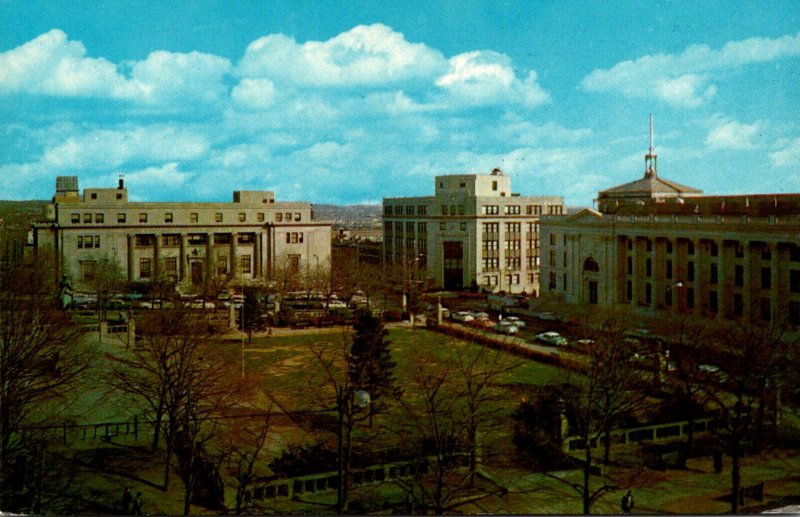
left=31, top=176, right=332, bottom=291
left=540, top=137, right=800, bottom=326
left=383, top=169, right=563, bottom=294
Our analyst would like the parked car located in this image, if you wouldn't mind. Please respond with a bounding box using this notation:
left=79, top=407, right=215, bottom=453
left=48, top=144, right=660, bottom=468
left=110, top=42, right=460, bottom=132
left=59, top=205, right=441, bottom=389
left=469, top=311, right=490, bottom=320
left=570, top=338, right=595, bottom=352
left=187, top=299, right=216, bottom=309
left=535, top=331, right=568, bottom=347
left=327, top=299, right=348, bottom=309
left=451, top=311, right=474, bottom=322
left=504, top=316, right=526, bottom=328
left=492, top=322, right=519, bottom=334
left=698, top=364, right=728, bottom=382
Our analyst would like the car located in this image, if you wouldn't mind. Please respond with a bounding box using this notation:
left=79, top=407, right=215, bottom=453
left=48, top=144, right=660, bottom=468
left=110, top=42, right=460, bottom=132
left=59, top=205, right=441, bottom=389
left=469, top=311, right=490, bottom=320
left=187, top=299, right=215, bottom=309
left=698, top=364, right=728, bottom=382
left=468, top=318, right=495, bottom=329
left=327, top=299, right=348, bottom=309
left=451, top=311, right=474, bottom=322
left=492, top=323, right=519, bottom=334
left=535, top=331, right=568, bottom=347
left=504, top=316, right=526, bottom=328
left=570, top=338, right=595, bottom=351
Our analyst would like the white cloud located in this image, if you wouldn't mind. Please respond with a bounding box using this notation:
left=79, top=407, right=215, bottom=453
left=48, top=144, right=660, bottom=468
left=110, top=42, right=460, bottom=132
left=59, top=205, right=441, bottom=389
left=117, top=163, right=192, bottom=195
left=231, top=78, right=276, bottom=110
left=41, top=126, right=210, bottom=169
left=770, top=137, right=800, bottom=167
left=582, top=32, right=800, bottom=106
left=705, top=119, right=760, bottom=150
left=436, top=51, right=550, bottom=107
left=0, top=29, right=145, bottom=98
left=129, top=50, right=231, bottom=104
left=0, top=29, right=231, bottom=105
left=238, top=24, right=447, bottom=87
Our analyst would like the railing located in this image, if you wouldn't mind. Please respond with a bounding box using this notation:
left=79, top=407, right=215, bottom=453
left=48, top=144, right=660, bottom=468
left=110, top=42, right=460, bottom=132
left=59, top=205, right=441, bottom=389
left=609, top=214, right=800, bottom=226
left=562, top=417, right=716, bottom=452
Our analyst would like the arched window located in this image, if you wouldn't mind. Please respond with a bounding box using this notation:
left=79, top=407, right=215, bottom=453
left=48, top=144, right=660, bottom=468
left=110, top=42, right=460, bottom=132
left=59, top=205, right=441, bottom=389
left=583, top=257, right=600, bottom=273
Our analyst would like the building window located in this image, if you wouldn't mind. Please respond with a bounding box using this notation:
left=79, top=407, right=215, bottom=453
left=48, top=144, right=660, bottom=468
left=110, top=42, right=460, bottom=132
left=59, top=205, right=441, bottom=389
left=139, top=258, right=152, bottom=279
left=190, top=212, right=198, bottom=223
left=276, top=213, right=283, bottom=222
left=238, top=212, right=246, bottom=222
left=687, top=261, right=695, bottom=282
left=549, top=250, right=556, bottom=267
left=215, top=213, right=223, bottom=223
left=217, top=254, right=228, bottom=275
left=645, top=283, right=652, bottom=305
left=286, top=232, right=304, bottom=244
left=710, top=263, right=718, bottom=284
left=294, top=213, right=301, bottom=221
left=95, top=213, right=104, bottom=223
left=240, top=255, right=252, bottom=274
left=81, top=261, right=96, bottom=282
left=77, top=236, right=83, bottom=249
left=406, top=206, right=414, bottom=215
left=761, top=267, right=771, bottom=290
left=288, top=254, right=301, bottom=274
left=440, top=222, right=446, bottom=230
left=83, top=213, right=92, bottom=223
left=710, top=241, right=718, bottom=257
left=93, top=235, right=100, bottom=248
left=646, top=258, right=652, bottom=277
left=687, top=241, right=695, bottom=255
left=139, top=213, right=147, bottom=223
left=417, top=205, right=427, bottom=215
left=460, top=222, right=467, bottom=231
left=735, top=265, right=744, bottom=287
left=492, top=181, right=498, bottom=191
left=761, top=246, right=771, bottom=260
left=626, top=280, right=632, bottom=302
left=165, top=212, right=173, bottom=223
left=760, top=297, right=771, bottom=321
left=549, top=234, right=556, bottom=245
left=666, top=240, right=673, bottom=254
left=482, top=205, right=499, bottom=215
left=627, top=256, right=633, bottom=275
left=563, top=273, right=567, bottom=291
left=790, top=270, right=800, bottom=293
left=666, top=259, right=673, bottom=279
left=791, top=246, right=800, bottom=262
left=733, top=293, right=744, bottom=317
left=686, top=288, right=695, bottom=309
left=505, top=205, right=520, bottom=215
left=549, top=272, right=556, bottom=291
left=506, top=273, right=520, bottom=286
left=789, top=301, right=800, bottom=325
left=257, top=212, right=265, bottom=222
left=164, top=257, right=178, bottom=278
left=162, top=234, right=180, bottom=246
left=118, top=213, right=126, bottom=223
left=116, top=193, right=122, bottom=200
left=548, top=205, right=563, bottom=215
left=709, top=290, right=718, bottom=313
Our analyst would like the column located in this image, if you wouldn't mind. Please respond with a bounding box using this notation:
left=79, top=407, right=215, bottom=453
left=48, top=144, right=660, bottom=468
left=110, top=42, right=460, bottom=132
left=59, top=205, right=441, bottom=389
left=206, top=233, right=215, bottom=277
left=719, top=240, right=730, bottom=317
left=742, top=240, right=753, bottom=321
left=179, top=234, right=187, bottom=282
left=127, top=234, right=136, bottom=282
left=696, top=239, right=708, bottom=313
left=154, top=234, right=161, bottom=280
left=631, top=237, right=641, bottom=306
left=230, top=232, right=238, bottom=279
left=254, top=232, right=261, bottom=279
left=772, top=243, right=784, bottom=322
left=654, top=238, right=666, bottom=309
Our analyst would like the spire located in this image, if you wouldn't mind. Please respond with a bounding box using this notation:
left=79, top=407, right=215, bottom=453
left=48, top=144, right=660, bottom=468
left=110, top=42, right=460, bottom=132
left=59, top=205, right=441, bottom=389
left=644, top=114, right=658, bottom=178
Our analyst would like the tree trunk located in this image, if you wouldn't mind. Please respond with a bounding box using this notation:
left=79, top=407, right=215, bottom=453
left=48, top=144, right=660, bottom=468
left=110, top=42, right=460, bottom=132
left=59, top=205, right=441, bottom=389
left=731, top=441, right=741, bottom=514
left=151, top=405, right=164, bottom=453
left=583, top=443, right=592, bottom=514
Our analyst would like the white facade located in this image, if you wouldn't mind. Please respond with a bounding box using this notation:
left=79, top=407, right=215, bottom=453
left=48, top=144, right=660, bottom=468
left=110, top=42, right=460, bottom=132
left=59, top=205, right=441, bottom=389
left=383, top=169, right=563, bottom=294
left=32, top=177, right=332, bottom=291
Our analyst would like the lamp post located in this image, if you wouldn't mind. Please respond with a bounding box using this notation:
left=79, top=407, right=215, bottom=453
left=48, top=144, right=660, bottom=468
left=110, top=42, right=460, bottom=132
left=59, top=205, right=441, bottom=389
left=335, top=387, right=370, bottom=514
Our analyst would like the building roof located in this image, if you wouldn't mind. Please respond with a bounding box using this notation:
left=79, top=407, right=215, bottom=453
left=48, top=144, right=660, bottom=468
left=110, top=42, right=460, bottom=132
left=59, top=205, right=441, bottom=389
left=599, top=173, right=703, bottom=198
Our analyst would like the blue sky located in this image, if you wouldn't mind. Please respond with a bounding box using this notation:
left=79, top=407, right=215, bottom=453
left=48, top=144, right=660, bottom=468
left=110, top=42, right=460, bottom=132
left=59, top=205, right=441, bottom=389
left=1, top=1, right=798, bottom=206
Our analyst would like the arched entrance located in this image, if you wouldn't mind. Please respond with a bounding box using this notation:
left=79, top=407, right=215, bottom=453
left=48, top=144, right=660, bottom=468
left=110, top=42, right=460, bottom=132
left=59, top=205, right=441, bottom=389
left=583, top=257, right=600, bottom=305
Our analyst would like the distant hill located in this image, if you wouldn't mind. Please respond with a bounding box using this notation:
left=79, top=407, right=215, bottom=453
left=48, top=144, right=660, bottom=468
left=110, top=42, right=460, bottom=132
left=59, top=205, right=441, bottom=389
left=0, top=200, right=47, bottom=228
left=313, top=203, right=382, bottom=229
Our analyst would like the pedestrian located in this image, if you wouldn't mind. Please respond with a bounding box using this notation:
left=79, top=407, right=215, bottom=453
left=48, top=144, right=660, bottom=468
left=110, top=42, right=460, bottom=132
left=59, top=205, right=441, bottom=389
left=131, top=491, right=143, bottom=515
left=120, top=487, right=132, bottom=514
left=620, top=490, right=634, bottom=514
left=267, top=327, right=273, bottom=337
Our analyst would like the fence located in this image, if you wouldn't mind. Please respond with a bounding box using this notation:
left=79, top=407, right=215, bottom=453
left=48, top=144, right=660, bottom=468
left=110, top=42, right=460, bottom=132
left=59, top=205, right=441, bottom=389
left=246, top=454, right=468, bottom=501
left=20, top=417, right=142, bottom=446
left=562, top=417, right=716, bottom=452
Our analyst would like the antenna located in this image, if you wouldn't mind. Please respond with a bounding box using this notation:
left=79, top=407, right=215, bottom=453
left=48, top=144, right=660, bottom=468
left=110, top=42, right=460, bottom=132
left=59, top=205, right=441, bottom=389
left=644, top=114, right=657, bottom=178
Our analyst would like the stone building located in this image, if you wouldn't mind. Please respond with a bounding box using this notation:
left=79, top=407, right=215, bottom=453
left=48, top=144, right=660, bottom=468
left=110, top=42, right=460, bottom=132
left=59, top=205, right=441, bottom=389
left=31, top=176, right=332, bottom=291
left=383, top=169, right=563, bottom=293
left=540, top=136, right=800, bottom=326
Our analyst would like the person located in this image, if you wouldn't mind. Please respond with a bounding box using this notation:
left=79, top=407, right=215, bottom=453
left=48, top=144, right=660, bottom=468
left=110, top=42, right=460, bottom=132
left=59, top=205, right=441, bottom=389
left=132, top=492, right=143, bottom=515
left=120, top=487, right=132, bottom=514
left=621, top=490, right=634, bottom=514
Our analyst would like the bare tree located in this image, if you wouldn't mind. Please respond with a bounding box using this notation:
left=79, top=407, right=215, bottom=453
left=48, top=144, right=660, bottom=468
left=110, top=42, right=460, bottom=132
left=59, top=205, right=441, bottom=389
left=703, top=317, right=794, bottom=514
left=223, top=414, right=273, bottom=515
left=0, top=255, right=87, bottom=510
left=80, top=252, right=125, bottom=322
left=558, top=315, right=650, bottom=514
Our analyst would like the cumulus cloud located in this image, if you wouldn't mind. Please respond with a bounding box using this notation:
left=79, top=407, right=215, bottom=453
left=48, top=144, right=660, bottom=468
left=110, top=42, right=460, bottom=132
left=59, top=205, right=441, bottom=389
left=770, top=137, right=800, bottom=167
left=231, top=78, right=276, bottom=110
left=705, top=119, right=761, bottom=150
left=238, top=24, right=447, bottom=87
left=117, top=163, right=192, bottom=195
left=41, top=126, right=210, bottom=169
left=436, top=51, right=550, bottom=107
left=581, top=32, right=800, bottom=106
left=0, top=29, right=231, bottom=105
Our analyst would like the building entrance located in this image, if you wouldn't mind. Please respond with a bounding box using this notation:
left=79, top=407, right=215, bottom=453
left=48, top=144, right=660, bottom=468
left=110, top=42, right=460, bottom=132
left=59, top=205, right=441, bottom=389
left=443, top=241, right=463, bottom=290
left=190, top=260, right=204, bottom=286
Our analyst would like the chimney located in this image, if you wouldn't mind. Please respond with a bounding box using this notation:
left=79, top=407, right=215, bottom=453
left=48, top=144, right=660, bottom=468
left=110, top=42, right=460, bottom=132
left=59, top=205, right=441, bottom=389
left=118, top=174, right=125, bottom=189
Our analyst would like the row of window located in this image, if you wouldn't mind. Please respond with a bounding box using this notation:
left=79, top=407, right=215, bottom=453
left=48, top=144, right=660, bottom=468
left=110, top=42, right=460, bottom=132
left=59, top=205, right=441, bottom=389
left=481, top=205, right=562, bottom=216
left=384, top=205, right=428, bottom=216
left=482, top=273, right=522, bottom=286
left=69, top=211, right=302, bottom=225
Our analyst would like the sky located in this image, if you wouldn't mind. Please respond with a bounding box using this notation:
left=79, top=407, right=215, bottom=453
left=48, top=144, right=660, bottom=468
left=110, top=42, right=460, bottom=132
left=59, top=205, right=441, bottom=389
left=1, top=1, right=799, bottom=206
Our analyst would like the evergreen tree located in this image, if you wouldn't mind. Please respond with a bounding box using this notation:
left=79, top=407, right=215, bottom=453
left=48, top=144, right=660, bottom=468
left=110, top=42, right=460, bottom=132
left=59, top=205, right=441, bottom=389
left=348, top=309, right=399, bottom=414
